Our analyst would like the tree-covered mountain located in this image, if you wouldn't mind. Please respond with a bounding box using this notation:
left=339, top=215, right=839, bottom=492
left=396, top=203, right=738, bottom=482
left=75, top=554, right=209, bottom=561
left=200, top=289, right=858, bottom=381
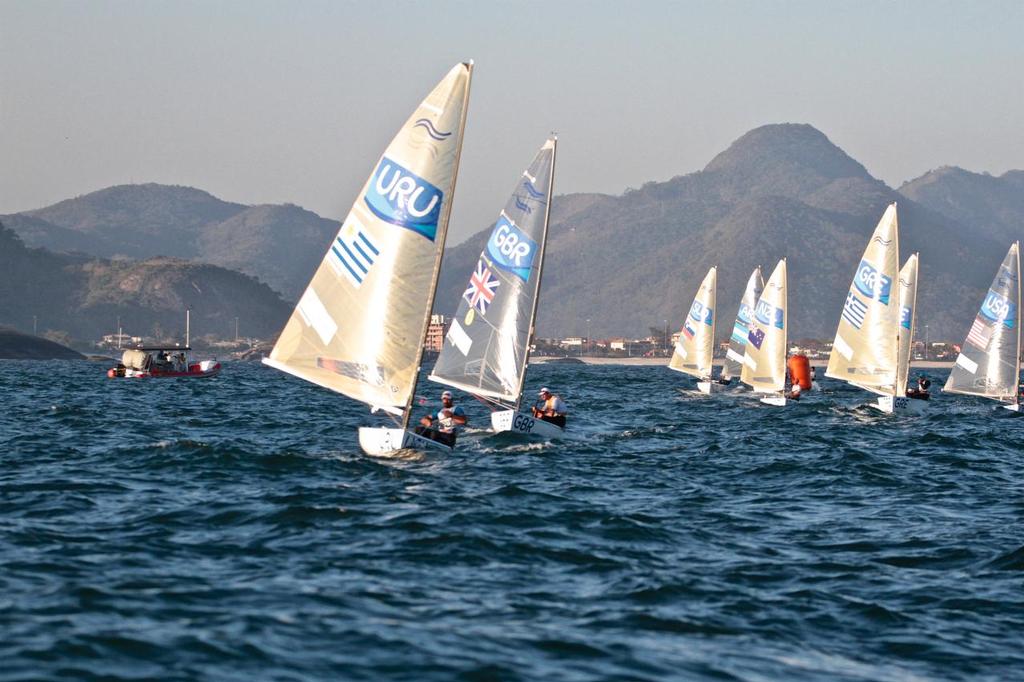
left=0, top=221, right=290, bottom=346
left=437, top=124, right=1015, bottom=340
left=898, top=167, right=1024, bottom=248
left=2, top=184, right=338, bottom=300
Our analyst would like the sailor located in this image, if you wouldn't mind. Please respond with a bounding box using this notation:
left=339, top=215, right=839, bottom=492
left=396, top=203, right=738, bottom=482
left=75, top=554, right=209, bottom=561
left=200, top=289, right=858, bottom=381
left=907, top=375, right=931, bottom=400
left=788, top=382, right=803, bottom=401
left=532, top=387, right=568, bottom=427
left=715, top=376, right=732, bottom=386
left=416, top=390, right=467, bottom=447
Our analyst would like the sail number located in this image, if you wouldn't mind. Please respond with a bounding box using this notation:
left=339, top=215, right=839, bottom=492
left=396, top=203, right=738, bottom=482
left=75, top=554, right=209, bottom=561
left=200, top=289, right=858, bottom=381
left=493, top=224, right=532, bottom=265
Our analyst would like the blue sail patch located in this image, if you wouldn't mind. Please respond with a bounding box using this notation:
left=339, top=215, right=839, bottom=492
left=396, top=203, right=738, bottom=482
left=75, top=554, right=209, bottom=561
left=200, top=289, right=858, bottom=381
left=980, top=290, right=1016, bottom=328
left=486, top=216, right=537, bottom=282
left=853, top=259, right=892, bottom=305
left=364, top=157, right=444, bottom=241
left=755, top=299, right=784, bottom=329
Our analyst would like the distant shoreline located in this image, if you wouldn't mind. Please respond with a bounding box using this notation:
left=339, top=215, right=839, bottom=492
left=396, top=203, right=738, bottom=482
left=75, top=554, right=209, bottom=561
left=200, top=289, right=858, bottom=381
left=532, top=356, right=956, bottom=368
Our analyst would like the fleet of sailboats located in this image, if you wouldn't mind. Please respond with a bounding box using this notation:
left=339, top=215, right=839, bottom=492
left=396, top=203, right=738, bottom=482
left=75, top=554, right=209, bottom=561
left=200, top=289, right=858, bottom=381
left=260, top=63, right=1022, bottom=456
left=428, top=137, right=562, bottom=438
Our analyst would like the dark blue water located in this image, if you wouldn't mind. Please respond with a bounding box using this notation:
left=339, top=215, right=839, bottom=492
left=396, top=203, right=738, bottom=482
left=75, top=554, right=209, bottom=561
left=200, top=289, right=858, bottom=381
left=2, top=360, right=1022, bottom=681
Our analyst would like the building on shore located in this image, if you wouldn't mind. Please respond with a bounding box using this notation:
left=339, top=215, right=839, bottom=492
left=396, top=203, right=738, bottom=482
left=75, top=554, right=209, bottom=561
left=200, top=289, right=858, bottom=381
left=425, top=314, right=450, bottom=353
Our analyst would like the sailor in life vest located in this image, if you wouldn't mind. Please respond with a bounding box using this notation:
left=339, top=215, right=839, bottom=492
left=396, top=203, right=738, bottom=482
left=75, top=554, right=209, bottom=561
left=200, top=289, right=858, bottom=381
left=906, top=375, right=931, bottom=400
left=416, top=390, right=467, bottom=447
left=532, top=387, right=568, bottom=427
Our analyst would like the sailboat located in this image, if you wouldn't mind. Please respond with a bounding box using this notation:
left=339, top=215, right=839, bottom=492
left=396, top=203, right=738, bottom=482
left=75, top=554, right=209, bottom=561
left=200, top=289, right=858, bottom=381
left=944, top=242, right=1022, bottom=411
left=824, top=203, right=920, bottom=413
left=669, top=267, right=721, bottom=394
left=428, top=137, right=561, bottom=438
left=889, top=252, right=923, bottom=412
left=721, top=267, right=764, bottom=385
left=740, top=259, right=789, bottom=406
left=262, top=62, right=473, bottom=455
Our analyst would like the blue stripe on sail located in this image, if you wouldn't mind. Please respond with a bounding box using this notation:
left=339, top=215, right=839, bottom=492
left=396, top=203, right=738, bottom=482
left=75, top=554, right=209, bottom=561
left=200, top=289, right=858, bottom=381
left=352, top=239, right=373, bottom=265
left=338, top=239, right=368, bottom=274
left=359, top=232, right=379, bottom=256
left=332, top=245, right=363, bottom=283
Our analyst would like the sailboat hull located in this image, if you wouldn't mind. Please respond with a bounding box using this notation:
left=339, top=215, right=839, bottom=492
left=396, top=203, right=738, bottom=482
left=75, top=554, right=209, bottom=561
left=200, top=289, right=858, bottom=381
left=491, top=410, right=565, bottom=438
left=871, top=395, right=928, bottom=414
left=696, top=381, right=725, bottom=395
left=758, top=394, right=787, bottom=407
left=357, top=427, right=453, bottom=456
left=1000, top=402, right=1022, bottom=412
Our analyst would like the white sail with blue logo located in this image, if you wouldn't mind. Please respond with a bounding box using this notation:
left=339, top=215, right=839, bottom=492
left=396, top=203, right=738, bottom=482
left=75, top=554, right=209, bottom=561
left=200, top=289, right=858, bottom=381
left=429, top=137, right=556, bottom=406
left=263, top=63, right=472, bottom=423
left=740, top=259, right=787, bottom=395
left=944, top=242, right=1021, bottom=405
left=722, top=267, right=764, bottom=380
left=669, top=267, right=717, bottom=380
left=825, top=203, right=901, bottom=396
left=895, top=253, right=919, bottom=396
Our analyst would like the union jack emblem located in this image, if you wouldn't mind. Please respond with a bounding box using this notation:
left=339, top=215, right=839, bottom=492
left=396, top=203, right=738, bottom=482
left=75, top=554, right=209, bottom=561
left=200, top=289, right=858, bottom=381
left=463, top=259, right=500, bottom=315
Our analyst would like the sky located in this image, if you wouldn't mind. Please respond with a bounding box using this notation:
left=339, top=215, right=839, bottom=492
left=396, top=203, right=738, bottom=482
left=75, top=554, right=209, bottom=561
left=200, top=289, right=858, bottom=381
left=2, top=0, right=1022, bottom=243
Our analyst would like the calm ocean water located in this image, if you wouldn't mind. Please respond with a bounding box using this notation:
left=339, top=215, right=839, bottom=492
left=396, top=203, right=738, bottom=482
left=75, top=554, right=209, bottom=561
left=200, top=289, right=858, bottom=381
left=1, top=360, right=1022, bottom=681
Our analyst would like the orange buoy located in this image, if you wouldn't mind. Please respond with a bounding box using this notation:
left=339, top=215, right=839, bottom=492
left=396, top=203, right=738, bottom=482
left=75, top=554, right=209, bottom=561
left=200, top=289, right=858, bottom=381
left=787, top=354, right=812, bottom=390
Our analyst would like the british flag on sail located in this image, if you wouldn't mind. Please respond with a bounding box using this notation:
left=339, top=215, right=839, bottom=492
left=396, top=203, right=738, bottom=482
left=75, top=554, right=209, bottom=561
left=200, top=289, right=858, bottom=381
left=329, top=220, right=380, bottom=288
left=463, top=259, right=500, bottom=315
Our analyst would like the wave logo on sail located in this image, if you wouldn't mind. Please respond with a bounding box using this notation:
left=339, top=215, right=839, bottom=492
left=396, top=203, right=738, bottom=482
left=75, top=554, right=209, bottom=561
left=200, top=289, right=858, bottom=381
left=689, top=301, right=713, bottom=326
left=486, top=216, right=537, bottom=282
left=754, top=300, right=784, bottom=329
left=364, top=157, right=444, bottom=241
left=412, top=118, right=451, bottom=141
left=980, top=290, right=1016, bottom=328
left=853, top=260, right=892, bottom=305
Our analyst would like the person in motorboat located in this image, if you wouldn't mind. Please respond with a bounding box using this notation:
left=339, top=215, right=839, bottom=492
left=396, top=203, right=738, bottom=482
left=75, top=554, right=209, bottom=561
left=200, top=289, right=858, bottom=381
left=532, top=387, right=568, bottom=427
left=787, top=382, right=802, bottom=401
left=415, top=390, right=467, bottom=447
left=906, top=375, right=931, bottom=400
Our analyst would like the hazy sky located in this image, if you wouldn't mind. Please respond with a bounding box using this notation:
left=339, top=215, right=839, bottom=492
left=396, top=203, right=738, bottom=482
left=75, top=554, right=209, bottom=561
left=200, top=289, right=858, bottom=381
left=2, top=0, right=1022, bottom=243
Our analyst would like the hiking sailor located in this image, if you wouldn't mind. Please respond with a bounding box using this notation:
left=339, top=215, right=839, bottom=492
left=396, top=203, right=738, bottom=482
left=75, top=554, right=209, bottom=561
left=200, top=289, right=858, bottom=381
left=531, top=387, right=568, bottom=427
left=415, top=390, right=467, bottom=447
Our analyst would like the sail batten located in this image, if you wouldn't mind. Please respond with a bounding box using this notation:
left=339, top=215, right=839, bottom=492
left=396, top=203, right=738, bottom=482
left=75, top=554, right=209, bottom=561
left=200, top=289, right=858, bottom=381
left=263, top=63, right=473, bottom=417
left=722, top=267, right=764, bottom=380
left=670, top=267, right=717, bottom=379
left=825, top=204, right=901, bottom=395
left=944, top=242, right=1021, bottom=400
left=740, top=259, right=787, bottom=394
left=429, top=137, right=557, bottom=405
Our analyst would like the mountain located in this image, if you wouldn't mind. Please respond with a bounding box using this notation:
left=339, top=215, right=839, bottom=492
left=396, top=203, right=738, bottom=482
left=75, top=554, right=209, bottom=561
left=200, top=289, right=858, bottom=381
left=0, top=328, right=85, bottom=360
left=436, top=124, right=1013, bottom=340
left=3, top=184, right=339, bottom=299
left=0, top=221, right=290, bottom=345
left=898, top=167, right=1024, bottom=247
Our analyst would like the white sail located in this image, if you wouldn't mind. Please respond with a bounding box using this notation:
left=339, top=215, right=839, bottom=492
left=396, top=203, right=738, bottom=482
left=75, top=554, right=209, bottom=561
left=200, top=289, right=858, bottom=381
left=895, top=253, right=919, bottom=396
left=263, top=63, right=472, bottom=419
left=944, top=242, right=1021, bottom=402
left=722, top=267, right=764, bottom=380
left=825, top=203, right=901, bottom=397
left=669, top=267, right=717, bottom=379
left=429, top=137, right=557, bottom=405
left=740, top=259, right=787, bottom=394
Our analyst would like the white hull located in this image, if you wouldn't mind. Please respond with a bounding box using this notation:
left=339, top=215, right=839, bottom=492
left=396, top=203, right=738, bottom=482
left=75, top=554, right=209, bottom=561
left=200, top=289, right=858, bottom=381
left=759, top=394, right=787, bottom=407
left=490, top=410, right=565, bottom=438
left=1001, top=402, right=1022, bottom=412
left=696, top=381, right=725, bottom=395
left=357, top=427, right=453, bottom=456
left=871, top=395, right=928, bottom=414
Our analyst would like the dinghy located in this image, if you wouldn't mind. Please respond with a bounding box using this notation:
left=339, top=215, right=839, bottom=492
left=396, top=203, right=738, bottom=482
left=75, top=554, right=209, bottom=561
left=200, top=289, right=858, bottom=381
left=944, top=242, right=1022, bottom=412
left=669, top=267, right=722, bottom=394
left=721, top=267, right=764, bottom=386
left=262, top=62, right=473, bottom=455
left=740, top=259, right=789, bottom=406
left=428, top=137, right=561, bottom=438
left=824, top=204, right=923, bottom=414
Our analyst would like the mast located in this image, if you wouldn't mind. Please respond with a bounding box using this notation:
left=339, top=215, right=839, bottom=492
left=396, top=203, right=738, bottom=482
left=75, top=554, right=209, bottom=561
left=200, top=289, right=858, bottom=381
left=400, top=61, right=474, bottom=431
left=513, top=135, right=557, bottom=411
left=185, top=308, right=190, bottom=348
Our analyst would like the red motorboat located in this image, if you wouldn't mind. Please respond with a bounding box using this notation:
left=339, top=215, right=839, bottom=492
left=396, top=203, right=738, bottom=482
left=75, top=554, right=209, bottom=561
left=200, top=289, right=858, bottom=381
left=107, top=347, right=221, bottom=378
